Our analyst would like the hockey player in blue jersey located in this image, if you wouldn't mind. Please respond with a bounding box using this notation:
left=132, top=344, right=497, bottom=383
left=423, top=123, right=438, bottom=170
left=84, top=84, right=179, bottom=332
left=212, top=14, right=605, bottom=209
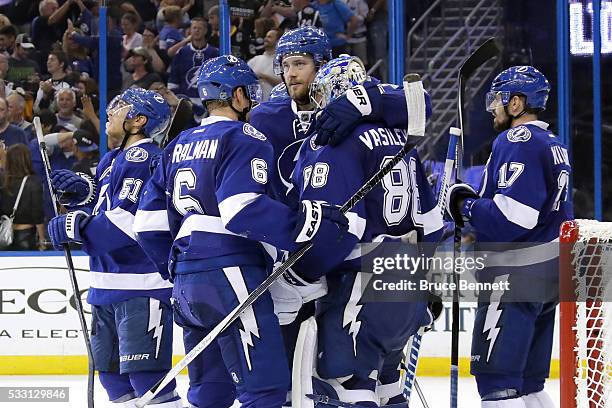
left=248, top=29, right=432, bottom=391
left=276, top=55, right=444, bottom=407
left=445, top=66, right=573, bottom=408
left=133, top=55, right=349, bottom=408
left=47, top=88, right=183, bottom=407
left=249, top=26, right=431, bottom=209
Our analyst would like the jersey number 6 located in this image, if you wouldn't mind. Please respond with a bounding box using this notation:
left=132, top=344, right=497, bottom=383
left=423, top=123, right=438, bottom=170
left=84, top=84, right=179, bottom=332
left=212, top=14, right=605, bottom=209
left=173, top=168, right=205, bottom=215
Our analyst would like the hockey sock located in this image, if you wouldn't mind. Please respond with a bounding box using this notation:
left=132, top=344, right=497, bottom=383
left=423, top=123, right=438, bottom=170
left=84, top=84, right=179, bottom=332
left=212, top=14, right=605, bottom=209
left=238, top=389, right=288, bottom=408
left=129, top=371, right=181, bottom=404
left=99, top=371, right=135, bottom=402
left=521, top=390, right=555, bottom=408
left=186, top=380, right=236, bottom=408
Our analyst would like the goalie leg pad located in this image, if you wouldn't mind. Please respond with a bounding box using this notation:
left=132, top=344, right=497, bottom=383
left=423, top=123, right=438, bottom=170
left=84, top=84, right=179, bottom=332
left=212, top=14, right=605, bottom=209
left=292, top=316, right=318, bottom=408
left=482, top=397, right=527, bottom=408
left=521, top=390, right=555, bottom=408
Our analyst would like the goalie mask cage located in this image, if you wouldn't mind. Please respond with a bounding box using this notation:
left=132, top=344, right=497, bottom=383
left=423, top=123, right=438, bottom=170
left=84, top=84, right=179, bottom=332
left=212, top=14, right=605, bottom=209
left=560, top=220, right=612, bottom=408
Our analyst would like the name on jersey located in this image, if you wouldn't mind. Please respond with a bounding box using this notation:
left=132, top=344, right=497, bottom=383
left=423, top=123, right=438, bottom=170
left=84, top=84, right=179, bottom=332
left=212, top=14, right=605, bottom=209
left=358, top=127, right=408, bottom=150
left=172, top=139, right=218, bottom=163
left=550, top=145, right=570, bottom=166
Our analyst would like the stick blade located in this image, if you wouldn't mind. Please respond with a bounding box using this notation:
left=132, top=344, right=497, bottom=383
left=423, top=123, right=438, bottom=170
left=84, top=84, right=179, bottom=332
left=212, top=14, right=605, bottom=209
left=162, top=98, right=193, bottom=148
left=459, top=37, right=502, bottom=81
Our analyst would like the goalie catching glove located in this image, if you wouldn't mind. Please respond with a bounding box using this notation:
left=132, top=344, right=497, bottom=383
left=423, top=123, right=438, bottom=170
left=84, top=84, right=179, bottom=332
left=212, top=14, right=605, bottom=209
left=50, top=169, right=96, bottom=207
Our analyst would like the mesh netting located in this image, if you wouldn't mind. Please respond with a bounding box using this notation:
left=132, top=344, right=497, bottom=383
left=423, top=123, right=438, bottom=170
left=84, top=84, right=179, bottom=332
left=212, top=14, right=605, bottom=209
left=571, top=220, right=612, bottom=407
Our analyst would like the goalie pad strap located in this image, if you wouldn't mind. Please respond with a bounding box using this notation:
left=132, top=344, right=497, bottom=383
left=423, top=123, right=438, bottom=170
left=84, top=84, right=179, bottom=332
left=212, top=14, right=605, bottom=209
left=325, top=378, right=378, bottom=404
left=376, top=377, right=403, bottom=400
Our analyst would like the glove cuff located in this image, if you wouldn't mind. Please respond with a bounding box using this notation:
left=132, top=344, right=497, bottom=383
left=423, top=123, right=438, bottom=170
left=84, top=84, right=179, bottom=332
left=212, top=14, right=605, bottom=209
left=295, top=200, right=323, bottom=243
left=346, top=85, right=373, bottom=117
left=75, top=173, right=96, bottom=206
left=66, top=211, right=88, bottom=241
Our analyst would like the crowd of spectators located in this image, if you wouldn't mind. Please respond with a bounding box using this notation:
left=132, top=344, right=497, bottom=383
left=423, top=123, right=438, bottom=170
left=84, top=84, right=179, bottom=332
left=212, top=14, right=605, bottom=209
left=0, top=0, right=397, bottom=251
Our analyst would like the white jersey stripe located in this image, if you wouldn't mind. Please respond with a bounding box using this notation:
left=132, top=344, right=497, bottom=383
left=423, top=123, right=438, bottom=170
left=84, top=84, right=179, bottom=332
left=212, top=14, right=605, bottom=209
left=492, top=193, right=540, bottom=230
left=89, top=271, right=173, bottom=290
left=134, top=210, right=170, bottom=233
left=105, top=207, right=137, bottom=240
left=175, top=214, right=239, bottom=239
left=218, top=193, right=262, bottom=227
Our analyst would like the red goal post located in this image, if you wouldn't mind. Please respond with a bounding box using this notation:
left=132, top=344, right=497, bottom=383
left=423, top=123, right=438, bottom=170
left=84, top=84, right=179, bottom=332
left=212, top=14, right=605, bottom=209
left=560, top=219, right=612, bottom=408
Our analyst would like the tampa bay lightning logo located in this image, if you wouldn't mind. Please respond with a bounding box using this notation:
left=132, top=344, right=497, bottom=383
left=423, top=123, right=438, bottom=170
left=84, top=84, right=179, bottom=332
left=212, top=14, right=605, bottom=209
left=126, top=146, right=149, bottom=162
left=243, top=123, right=266, bottom=141
left=507, top=126, right=532, bottom=142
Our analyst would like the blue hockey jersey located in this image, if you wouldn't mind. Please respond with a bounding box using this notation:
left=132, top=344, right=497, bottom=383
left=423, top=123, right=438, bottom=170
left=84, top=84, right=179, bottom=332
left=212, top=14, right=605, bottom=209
left=168, top=43, right=219, bottom=105
left=248, top=82, right=415, bottom=210
left=79, top=139, right=172, bottom=305
left=468, top=121, right=573, bottom=280
left=134, top=116, right=299, bottom=276
left=291, top=122, right=444, bottom=277
left=470, top=121, right=573, bottom=243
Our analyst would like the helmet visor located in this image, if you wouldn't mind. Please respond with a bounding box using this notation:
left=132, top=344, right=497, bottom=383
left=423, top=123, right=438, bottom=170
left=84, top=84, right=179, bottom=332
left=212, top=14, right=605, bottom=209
left=246, top=83, right=263, bottom=106
left=106, top=96, right=134, bottom=121
left=485, top=91, right=511, bottom=112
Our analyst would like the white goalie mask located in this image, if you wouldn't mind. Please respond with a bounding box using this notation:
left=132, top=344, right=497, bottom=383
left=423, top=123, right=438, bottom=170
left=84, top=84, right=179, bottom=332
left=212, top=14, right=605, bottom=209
left=309, top=55, right=368, bottom=110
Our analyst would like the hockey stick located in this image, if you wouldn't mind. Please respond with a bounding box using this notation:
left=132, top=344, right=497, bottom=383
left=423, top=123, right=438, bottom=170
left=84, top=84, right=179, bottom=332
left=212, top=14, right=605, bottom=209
left=401, top=126, right=457, bottom=407
left=449, top=38, right=501, bottom=408
left=135, top=79, right=428, bottom=408
left=160, top=98, right=192, bottom=148
left=34, top=117, right=95, bottom=408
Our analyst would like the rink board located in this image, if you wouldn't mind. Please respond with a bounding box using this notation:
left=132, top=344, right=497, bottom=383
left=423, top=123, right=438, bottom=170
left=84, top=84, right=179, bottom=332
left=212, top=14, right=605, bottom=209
left=0, top=253, right=560, bottom=376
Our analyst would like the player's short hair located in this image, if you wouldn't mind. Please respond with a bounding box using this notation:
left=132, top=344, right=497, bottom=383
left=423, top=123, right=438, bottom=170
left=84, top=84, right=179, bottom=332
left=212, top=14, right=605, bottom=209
left=204, top=100, right=230, bottom=112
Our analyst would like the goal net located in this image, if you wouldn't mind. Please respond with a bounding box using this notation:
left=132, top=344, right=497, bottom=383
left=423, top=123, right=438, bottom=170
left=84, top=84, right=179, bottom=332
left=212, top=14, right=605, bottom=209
left=560, top=220, right=612, bottom=408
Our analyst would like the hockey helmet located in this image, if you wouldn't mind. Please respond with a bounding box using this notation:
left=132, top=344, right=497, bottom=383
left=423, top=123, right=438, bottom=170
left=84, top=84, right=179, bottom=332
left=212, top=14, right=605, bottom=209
left=107, top=87, right=171, bottom=139
left=273, top=26, right=332, bottom=75
left=269, top=83, right=289, bottom=101
left=197, top=55, right=262, bottom=104
left=486, top=66, right=550, bottom=113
